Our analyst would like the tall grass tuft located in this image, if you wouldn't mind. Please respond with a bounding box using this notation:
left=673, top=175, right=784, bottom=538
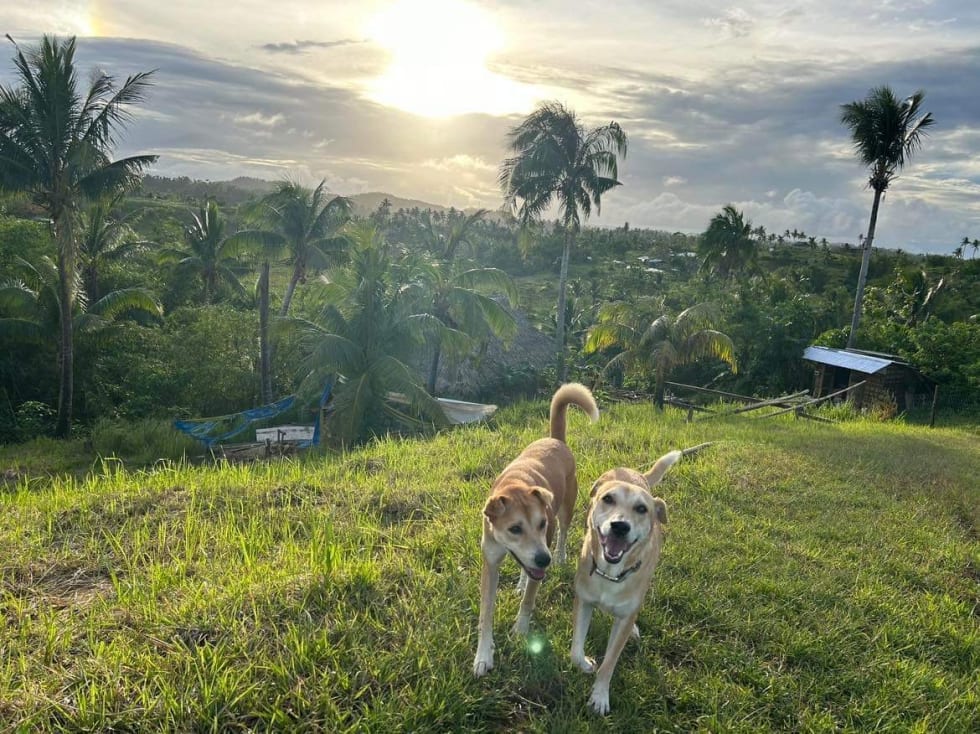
left=89, top=418, right=199, bottom=467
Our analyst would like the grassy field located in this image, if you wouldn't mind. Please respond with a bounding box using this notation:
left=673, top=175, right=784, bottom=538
left=0, top=402, right=978, bottom=732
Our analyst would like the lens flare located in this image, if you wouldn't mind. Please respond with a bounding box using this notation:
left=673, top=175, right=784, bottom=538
left=527, top=633, right=546, bottom=655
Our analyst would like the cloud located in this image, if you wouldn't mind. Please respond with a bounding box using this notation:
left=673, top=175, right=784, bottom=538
left=233, top=112, right=285, bottom=127
left=4, top=17, right=976, bottom=255
left=421, top=154, right=495, bottom=173
left=704, top=8, right=756, bottom=38
left=259, top=39, right=361, bottom=54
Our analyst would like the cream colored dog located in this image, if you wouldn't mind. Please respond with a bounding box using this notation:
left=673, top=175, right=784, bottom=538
left=570, top=450, right=682, bottom=714
left=473, top=383, right=599, bottom=678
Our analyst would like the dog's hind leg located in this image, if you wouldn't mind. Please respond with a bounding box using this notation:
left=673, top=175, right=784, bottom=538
left=515, top=569, right=527, bottom=594
left=511, top=577, right=542, bottom=636
left=554, top=475, right=577, bottom=564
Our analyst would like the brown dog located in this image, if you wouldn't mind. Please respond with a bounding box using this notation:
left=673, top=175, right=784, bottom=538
left=570, top=450, right=681, bottom=714
left=473, top=383, right=599, bottom=677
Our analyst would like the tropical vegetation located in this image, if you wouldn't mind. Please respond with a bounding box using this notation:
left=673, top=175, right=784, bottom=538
left=0, top=36, right=977, bottom=447
left=0, top=35, right=157, bottom=436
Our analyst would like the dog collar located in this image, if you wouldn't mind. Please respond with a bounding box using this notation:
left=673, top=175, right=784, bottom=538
left=590, top=557, right=642, bottom=583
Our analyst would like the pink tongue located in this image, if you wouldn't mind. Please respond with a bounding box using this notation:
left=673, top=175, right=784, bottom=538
left=526, top=566, right=546, bottom=580
left=602, top=534, right=629, bottom=560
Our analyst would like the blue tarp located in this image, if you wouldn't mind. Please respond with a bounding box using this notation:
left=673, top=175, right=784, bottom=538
left=173, top=381, right=333, bottom=449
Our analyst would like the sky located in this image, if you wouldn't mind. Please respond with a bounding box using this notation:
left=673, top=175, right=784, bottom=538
left=2, top=1, right=979, bottom=254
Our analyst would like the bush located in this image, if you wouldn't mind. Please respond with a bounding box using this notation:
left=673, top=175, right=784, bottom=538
left=13, top=400, right=57, bottom=441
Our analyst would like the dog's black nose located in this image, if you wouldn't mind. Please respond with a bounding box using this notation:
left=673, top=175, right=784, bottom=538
left=610, top=520, right=630, bottom=538
left=534, top=551, right=552, bottom=569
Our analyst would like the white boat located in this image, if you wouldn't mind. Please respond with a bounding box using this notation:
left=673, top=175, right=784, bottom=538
left=435, top=397, right=498, bottom=425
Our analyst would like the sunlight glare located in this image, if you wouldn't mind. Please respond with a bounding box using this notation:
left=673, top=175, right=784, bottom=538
left=527, top=633, right=546, bottom=655
left=366, top=0, right=536, bottom=117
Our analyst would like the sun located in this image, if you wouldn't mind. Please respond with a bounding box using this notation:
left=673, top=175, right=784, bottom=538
left=366, top=0, right=537, bottom=117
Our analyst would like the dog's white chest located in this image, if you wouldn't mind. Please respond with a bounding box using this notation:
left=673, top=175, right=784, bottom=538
left=585, top=575, right=644, bottom=617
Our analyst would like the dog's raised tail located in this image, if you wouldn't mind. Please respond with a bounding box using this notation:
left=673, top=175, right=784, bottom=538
left=642, top=450, right=682, bottom=487
left=549, top=382, right=599, bottom=443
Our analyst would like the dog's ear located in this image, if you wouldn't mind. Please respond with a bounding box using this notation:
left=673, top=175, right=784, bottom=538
left=483, top=496, right=507, bottom=519
left=651, top=497, right=668, bottom=525
left=643, top=450, right=682, bottom=487
left=589, top=480, right=602, bottom=499
left=530, top=487, right=554, bottom=508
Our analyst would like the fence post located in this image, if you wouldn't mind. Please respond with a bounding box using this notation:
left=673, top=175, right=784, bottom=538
left=929, top=384, right=939, bottom=428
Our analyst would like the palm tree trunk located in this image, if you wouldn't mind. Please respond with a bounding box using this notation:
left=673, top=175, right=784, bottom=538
left=258, top=261, right=273, bottom=404
left=280, top=263, right=302, bottom=317
left=846, top=187, right=883, bottom=349
left=555, top=228, right=572, bottom=382
left=427, top=343, right=442, bottom=396
left=654, top=367, right=668, bottom=411
left=54, top=217, right=75, bottom=438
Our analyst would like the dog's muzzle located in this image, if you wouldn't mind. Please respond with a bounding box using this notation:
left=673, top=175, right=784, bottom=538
left=510, top=550, right=550, bottom=580
left=599, top=521, right=634, bottom=564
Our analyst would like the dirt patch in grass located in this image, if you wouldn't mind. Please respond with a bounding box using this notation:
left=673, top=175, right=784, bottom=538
left=3, top=562, right=114, bottom=610
left=373, top=493, right=432, bottom=525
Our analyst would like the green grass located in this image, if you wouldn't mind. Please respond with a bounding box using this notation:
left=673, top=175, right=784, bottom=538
left=1, top=402, right=978, bottom=732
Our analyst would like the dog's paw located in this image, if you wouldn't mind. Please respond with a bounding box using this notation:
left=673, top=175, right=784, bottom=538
left=631, top=623, right=640, bottom=640
left=573, top=655, right=597, bottom=674
left=511, top=616, right=530, bottom=636
left=589, top=682, right=611, bottom=715
left=473, top=653, right=494, bottom=677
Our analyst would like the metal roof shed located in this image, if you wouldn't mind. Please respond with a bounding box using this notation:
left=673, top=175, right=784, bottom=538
left=802, top=346, right=934, bottom=413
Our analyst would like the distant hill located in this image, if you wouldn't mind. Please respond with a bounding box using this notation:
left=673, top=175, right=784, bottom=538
left=346, top=192, right=452, bottom=219
left=139, top=175, right=506, bottom=221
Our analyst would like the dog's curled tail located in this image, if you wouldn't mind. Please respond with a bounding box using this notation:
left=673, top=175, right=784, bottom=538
left=642, top=450, right=682, bottom=487
left=549, top=382, right=599, bottom=443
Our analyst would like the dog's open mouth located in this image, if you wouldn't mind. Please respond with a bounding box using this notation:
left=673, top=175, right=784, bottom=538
left=599, top=531, right=634, bottom=564
left=510, top=552, right=547, bottom=581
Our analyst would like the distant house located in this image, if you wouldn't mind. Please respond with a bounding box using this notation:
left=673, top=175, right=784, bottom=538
left=802, top=346, right=935, bottom=411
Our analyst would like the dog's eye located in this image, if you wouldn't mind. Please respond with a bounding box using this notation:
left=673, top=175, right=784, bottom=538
left=601, top=494, right=615, bottom=505
left=539, top=518, right=546, bottom=530
left=635, top=504, right=648, bottom=514
left=508, top=524, right=522, bottom=534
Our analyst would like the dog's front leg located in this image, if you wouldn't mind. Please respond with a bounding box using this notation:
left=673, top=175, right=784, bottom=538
left=473, top=557, right=500, bottom=677
left=570, top=593, right=595, bottom=673
left=554, top=521, right=569, bottom=565
left=589, top=613, right=637, bottom=715
left=511, top=576, right=541, bottom=635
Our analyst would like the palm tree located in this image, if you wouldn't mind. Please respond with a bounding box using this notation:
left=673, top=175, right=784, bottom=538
left=840, top=86, right=934, bottom=348
left=243, top=181, right=350, bottom=401
left=240, top=230, right=286, bottom=404
left=0, top=35, right=156, bottom=436
left=413, top=208, right=518, bottom=393
left=414, top=253, right=518, bottom=394
left=585, top=300, right=737, bottom=409
left=78, top=192, right=150, bottom=303
left=159, top=200, right=249, bottom=305
left=0, top=255, right=161, bottom=361
left=698, top=205, right=758, bottom=279
left=258, top=180, right=352, bottom=318
left=288, top=224, right=448, bottom=445
left=499, top=102, right=627, bottom=379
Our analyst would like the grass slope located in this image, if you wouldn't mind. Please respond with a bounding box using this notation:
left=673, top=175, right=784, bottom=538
left=0, top=403, right=977, bottom=732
